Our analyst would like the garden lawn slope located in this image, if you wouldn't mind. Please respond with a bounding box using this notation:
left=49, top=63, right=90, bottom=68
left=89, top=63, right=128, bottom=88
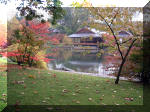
left=7, top=66, right=143, bottom=105
left=0, top=71, right=7, bottom=111
left=0, top=57, right=7, bottom=111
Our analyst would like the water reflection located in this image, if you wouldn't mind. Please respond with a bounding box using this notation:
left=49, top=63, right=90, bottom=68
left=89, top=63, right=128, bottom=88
left=48, top=48, right=113, bottom=76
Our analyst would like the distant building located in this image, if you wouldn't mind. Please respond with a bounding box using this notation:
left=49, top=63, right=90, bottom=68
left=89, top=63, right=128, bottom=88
left=117, top=30, right=133, bottom=43
left=68, top=28, right=103, bottom=47
left=118, top=30, right=132, bottom=38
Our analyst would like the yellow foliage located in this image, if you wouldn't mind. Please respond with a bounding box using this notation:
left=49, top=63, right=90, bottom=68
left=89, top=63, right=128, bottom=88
left=7, top=43, right=19, bottom=52
left=35, top=50, right=48, bottom=70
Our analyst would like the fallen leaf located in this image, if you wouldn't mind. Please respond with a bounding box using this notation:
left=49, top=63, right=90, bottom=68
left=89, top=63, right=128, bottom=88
left=72, top=93, right=76, bottom=96
left=62, top=89, right=68, bottom=93
left=32, top=81, right=36, bottom=84
left=17, top=81, right=24, bottom=84
left=2, top=94, right=6, bottom=96
left=61, top=93, right=64, bottom=96
left=28, top=75, right=36, bottom=79
left=88, top=98, right=92, bottom=101
left=96, top=90, right=100, bottom=94
left=34, top=91, right=38, bottom=94
left=124, top=97, right=134, bottom=101
left=106, top=80, right=110, bottom=82
left=72, top=99, right=76, bottom=102
left=100, top=98, right=103, bottom=100
left=21, top=92, right=24, bottom=95
left=24, top=85, right=27, bottom=88
left=50, top=96, right=53, bottom=99
left=75, top=84, right=79, bottom=87
left=0, top=98, right=6, bottom=102
left=76, top=101, right=80, bottom=104
left=52, top=74, right=56, bottom=78
left=112, top=95, right=115, bottom=98
left=130, top=98, right=134, bottom=101
left=115, top=103, right=120, bottom=105
left=113, top=91, right=117, bottom=93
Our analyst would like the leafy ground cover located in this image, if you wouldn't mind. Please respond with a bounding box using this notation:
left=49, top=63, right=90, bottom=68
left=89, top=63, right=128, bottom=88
left=7, top=66, right=143, bottom=105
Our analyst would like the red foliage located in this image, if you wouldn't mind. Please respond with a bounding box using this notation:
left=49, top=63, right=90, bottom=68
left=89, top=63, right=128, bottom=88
left=0, top=23, right=7, bottom=47
left=0, top=19, right=62, bottom=67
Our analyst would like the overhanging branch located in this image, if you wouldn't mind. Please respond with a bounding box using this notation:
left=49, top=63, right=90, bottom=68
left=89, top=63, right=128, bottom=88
left=94, top=8, right=124, bottom=60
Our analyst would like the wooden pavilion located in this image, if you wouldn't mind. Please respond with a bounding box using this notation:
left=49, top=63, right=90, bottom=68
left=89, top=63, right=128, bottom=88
left=68, top=28, right=103, bottom=47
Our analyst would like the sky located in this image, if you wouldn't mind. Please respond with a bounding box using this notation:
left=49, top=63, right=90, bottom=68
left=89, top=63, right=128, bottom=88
left=0, top=0, right=149, bottom=24
left=61, top=0, right=148, bottom=7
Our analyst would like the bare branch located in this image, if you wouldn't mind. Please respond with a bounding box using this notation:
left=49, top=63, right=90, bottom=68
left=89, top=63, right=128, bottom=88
left=110, top=9, right=119, bottom=26
left=119, top=38, right=132, bottom=45
left=124, top=38, right=137, bottom=60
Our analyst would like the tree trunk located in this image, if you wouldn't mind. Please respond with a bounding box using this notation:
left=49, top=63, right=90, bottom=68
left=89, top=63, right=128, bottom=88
left=29, top=63, right=32, bottom=67
left=17, top=61, right=21, bottom=65
left=115, top=39, right=137, bottom=84
left=115, top=59, right=126, bottom=84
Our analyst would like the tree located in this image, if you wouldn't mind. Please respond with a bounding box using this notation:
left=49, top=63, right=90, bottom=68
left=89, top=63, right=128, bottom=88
left=5, top=19, right=61, bottom=67
left=72, top=1, right=143, bottom=84
left=1, top=0, right=64, bottom=68
left=0, top=22, right=7, bottom=48
left=7, top=22, right=45, bottom=66
left=142, top=4, right=150, bottom=84
left=129, top=41, right=143, bottom=80
left=1, top=0, right=64, bottom=24
left=17, top=0, right=64, bottom=24
left=7, top=17, right=22, bottom=46
left=54, top=7, right=89, bottom=35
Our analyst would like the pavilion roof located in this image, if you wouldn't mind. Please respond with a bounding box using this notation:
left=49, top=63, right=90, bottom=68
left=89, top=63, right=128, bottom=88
left=68, top=28, right=102, bottom=38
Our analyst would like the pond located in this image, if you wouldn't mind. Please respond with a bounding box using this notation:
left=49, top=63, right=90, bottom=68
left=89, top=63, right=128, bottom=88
left=47, top=48, right=141, bottom=81
left=47, top=48, right=116, bottom=78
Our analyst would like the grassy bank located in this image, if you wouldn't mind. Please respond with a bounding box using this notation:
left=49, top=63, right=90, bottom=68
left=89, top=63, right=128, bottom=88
left=0, top=57, right=7, bottom=111
left=7, top=66, right=143, bottom=105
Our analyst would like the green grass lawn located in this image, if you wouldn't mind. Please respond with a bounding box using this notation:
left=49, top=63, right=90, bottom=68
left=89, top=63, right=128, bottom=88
left=0, top=57, right=7, bottom=111
left=7, top=66, right=143, bottom=106
left=0, top=71, right=7, bottom=112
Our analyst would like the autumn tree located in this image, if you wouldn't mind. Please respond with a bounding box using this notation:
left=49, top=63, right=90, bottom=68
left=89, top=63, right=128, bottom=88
left=72, top=1, right=143, bottom=84
left=7, top=21, right=46, bottom=66
left=1, top=0, right=65, bottom=67
left=0, top=22, right=7, bottom=48
left=7, top=17, right=22, bottom=46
